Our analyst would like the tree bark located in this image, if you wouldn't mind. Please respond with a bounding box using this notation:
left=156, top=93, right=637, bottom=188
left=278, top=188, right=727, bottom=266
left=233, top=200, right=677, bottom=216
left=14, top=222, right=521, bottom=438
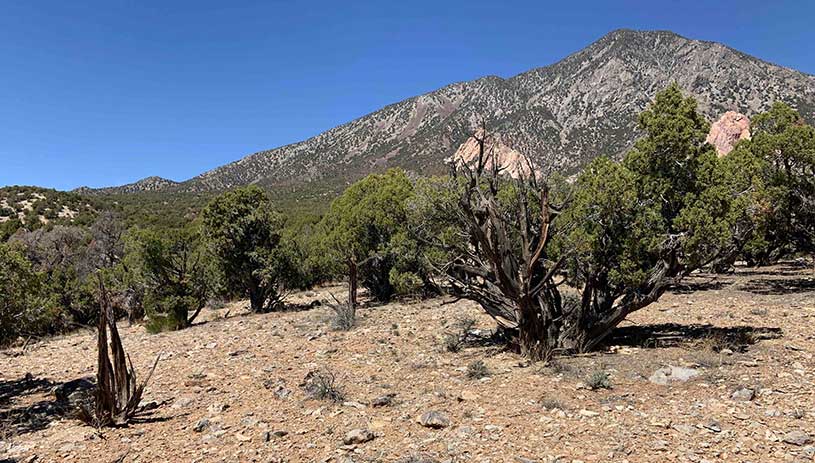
left=348, top=259, right=358, bottom=315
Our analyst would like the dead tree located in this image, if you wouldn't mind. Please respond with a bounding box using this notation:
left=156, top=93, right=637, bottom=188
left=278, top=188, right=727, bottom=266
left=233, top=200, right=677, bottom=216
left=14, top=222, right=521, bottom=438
left=79, top=277, right=158, bottom=426
left=439, top=127, right=569, bottom=360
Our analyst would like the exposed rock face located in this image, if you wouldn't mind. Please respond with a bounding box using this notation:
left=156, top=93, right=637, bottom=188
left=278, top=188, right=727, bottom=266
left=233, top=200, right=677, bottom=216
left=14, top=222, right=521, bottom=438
left=707, top=111, right=751, bottom=156
left=89, top=29, right=815, bottom=197
left=450, top=129, right=538, bottom=178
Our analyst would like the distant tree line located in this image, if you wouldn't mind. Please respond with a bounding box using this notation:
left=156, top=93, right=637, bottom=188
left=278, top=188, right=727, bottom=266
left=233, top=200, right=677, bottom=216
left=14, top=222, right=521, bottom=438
left=1, top=85, right=813, bottom=357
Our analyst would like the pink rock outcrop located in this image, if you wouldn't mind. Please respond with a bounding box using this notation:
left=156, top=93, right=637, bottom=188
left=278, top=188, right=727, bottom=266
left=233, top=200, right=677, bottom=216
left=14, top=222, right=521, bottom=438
left=450, top=129, right=538, bottom=179
left=707, top=111, right=751, bottom=156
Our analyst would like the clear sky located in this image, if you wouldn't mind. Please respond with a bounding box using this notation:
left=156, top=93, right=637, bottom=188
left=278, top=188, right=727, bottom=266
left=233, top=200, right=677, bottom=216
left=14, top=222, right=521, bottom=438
left=1, top=0, right=813, bottom=190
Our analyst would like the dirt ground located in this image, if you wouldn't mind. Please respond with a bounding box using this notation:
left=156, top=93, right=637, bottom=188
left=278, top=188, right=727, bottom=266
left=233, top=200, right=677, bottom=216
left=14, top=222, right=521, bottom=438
left=1, top=262, right=814, bottom=463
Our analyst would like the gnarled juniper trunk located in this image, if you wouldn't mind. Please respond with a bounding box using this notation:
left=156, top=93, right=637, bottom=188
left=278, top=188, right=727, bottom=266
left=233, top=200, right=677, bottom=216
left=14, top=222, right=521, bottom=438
left=438, top=124, right=683, bottom=360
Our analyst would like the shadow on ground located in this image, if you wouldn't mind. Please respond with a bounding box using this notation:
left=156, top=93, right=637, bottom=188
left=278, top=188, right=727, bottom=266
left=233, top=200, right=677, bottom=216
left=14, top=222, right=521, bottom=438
left=740, top=277, right=815, bottom=295
left=605, top=323, right=783, bottom=350
left=0, top=374, right=64, bottom=438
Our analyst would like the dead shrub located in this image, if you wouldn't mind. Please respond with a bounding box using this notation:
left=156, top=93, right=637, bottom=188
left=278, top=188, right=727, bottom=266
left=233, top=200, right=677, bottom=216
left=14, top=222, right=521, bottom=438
left=301, top=369, right=345, bottom=403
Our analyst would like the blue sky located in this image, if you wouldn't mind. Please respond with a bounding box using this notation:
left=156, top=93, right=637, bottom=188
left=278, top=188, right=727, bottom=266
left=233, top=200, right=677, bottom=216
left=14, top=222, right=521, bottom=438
left=1, top=0, right=813, bottom=190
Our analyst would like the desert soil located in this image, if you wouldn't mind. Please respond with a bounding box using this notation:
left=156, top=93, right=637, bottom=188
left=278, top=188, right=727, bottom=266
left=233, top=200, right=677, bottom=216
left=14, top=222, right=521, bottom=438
left=1, top=263, right=814, bottom=463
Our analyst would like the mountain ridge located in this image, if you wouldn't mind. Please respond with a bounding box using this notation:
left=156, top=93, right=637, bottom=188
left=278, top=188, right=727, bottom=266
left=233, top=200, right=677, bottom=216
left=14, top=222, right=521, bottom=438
left=85, top=29, right=815, bottom=198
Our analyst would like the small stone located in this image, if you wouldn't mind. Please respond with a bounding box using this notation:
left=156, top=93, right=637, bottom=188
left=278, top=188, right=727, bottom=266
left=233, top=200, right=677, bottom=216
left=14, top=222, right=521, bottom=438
left=731, top=388, right=755, bottom=402
left=782, top=430, right=812, bottom=446
left=703, top=420, right=722, bottom=433
left=344, top=428, right=375, bottom=445
left=418, top=411, right=451, bottom=429
left=273, top=385, right=291, bottom=399
left=342, top=401, right=366, bottom=409
left=208, top=403, right=229, bottom=415
left=579, top=409, right=600, bottom=417
left=649, top=366, right=701, bottom=385
left=171, top=397, right=195, bottom=409
left=372, top=393, right=396, bottom=407
left=651, top=440, right=669, bottom=451
left=672, top=424, right=696, bottom=435
left=193, top=418, right=210, bottom=433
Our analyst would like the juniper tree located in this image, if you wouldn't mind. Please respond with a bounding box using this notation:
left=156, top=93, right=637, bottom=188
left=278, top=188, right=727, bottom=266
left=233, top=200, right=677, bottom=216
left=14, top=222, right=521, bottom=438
left=202, top=185, right=293, bottom=313
left=316, top=169, right=414, bottom=309
left=412, top=85, right=743, bottom=359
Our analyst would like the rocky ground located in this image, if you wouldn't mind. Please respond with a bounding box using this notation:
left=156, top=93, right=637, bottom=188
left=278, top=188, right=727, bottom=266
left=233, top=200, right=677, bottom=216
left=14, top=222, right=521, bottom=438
left=1, top=262, right=814, bottom=463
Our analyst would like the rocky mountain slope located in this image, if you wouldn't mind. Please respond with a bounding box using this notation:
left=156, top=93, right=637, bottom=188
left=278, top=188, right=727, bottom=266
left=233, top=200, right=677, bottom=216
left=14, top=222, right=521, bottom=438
left=96, top=29, right=815, bottom=197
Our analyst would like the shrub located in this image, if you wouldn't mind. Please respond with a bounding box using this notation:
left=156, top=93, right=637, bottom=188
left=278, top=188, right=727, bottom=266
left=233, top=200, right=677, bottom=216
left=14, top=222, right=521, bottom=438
left=0, top=244, right=60, bottom=346
left=466, top=360, right=489, bottom=379
left=585, top=370, right=612, bottom=390
left=301, top=369, right=345, bottom=403
left=443, top=316, right=476, bottom=353
left=126, top=227, right=209, bottom=331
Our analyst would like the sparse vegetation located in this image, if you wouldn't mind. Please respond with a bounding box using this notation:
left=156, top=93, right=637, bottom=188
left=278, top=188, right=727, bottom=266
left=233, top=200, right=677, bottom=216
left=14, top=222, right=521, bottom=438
left=443, top=316, right=477, bottom=353
left=301, top=369, right=345, bottom=403
left=466, top=360, right=490, bottom=379
left=585, top=370, right=612, bottom=390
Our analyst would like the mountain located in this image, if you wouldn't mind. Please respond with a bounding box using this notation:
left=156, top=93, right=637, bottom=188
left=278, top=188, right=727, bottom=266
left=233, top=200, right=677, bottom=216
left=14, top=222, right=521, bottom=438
left=95, top=29, right=815, bottom=198
left=76, top=176, right=179, bottom=195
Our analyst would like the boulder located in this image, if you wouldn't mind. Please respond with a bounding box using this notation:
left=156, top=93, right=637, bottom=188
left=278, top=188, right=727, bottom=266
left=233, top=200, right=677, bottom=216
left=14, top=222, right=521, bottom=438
left=706, top=111, right=750, bottom=156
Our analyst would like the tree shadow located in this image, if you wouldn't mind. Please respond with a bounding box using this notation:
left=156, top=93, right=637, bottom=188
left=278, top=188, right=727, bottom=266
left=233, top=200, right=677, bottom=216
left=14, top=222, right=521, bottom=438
left=0, top=374, right=57, bottom=407
left=740, top=278, right=815, bottom=295
left=0, top=374, right=68, bottom=438
left=669, top=279, right=727, bottom=294
left=1, top=374, right=167, bottom=438
left=604, top=323, right=782, bottom=350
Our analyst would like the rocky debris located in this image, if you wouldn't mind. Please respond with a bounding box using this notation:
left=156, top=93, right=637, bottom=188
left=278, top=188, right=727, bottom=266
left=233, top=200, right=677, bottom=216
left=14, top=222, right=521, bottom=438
left=418, top=411, right=450, bottom=429
left=1, top=264, right=814, bottom=462
left=648, top=366, right=701, bottom=385
left=343, top=428, right=376, bottom=445
left=782, top=430, right=812, bottom=446
left=706, top=111, right=751, bottom=156
left=731, top=387, right=755, bottom=401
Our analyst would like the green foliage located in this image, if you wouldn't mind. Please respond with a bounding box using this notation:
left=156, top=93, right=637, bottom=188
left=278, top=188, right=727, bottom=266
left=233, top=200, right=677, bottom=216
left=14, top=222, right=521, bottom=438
left=0, top=243, right=60, bottom=346
left=586, top=370, right=612, bottom=390
left=126, top=226, right=209, bottom=332
left=558, top=84, right=739, bottom=291
left=723, top=102, right=815, bottom=262
left=202, top=185, right=299, bottom=312
left=316, top=169, right=417, bottom=304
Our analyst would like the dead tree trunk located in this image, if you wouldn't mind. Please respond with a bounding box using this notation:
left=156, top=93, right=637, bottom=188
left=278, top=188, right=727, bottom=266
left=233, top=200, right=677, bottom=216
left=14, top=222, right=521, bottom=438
left=80, top=277, right=158, bottom=426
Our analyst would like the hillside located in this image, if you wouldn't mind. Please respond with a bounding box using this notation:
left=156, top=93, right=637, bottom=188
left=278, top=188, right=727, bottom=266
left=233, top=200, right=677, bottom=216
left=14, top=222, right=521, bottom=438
left=1, top=263, right=813, bottom=462
left=0, top=186, right=100, bottom=234
left=91, top=29, right=815, bottom=199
